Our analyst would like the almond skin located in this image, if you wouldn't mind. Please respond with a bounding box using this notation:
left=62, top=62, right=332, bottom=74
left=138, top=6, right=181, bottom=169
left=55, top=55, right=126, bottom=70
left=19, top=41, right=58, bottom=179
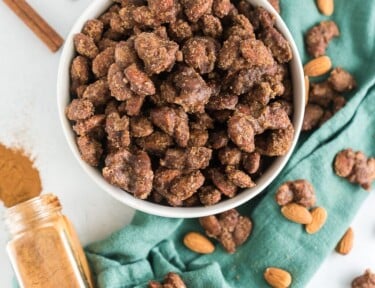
left=316, top=0, right=334, bottom=16
left=281, top=203, right=313, bottom=224
left=183, top=232, right=215, bottom=254
left=336, top=227, right=354, bottom=255
left=303, top=56, right=332, bottom=77
left=305, top=207, right=328, bottom=234
left=264, top=267, right=292, bottom=288
left=304, top=75, right=310, bottom=106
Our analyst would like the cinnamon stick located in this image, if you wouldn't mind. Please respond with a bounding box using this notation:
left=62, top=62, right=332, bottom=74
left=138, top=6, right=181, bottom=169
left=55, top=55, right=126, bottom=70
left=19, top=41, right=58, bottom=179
left=3, top=0, right=64, bottom=52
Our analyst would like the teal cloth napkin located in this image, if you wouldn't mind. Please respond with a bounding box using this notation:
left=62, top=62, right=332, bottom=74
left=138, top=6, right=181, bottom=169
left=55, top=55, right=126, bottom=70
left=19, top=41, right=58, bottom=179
left=85, top=1, right=375, bottom=287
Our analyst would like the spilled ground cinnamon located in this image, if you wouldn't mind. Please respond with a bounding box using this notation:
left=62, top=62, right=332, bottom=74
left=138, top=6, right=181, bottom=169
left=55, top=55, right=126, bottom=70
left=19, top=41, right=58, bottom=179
left=0, top=143, right=42, bottom=207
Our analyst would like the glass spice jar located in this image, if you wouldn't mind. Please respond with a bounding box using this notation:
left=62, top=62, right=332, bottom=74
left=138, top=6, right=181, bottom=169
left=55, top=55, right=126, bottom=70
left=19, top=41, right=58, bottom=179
left=5, top=194, right=94, bottom=288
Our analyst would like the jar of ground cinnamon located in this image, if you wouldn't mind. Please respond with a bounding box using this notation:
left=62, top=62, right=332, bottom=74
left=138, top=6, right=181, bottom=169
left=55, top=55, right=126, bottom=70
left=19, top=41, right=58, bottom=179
left=5, top=194, right=94, bottom=288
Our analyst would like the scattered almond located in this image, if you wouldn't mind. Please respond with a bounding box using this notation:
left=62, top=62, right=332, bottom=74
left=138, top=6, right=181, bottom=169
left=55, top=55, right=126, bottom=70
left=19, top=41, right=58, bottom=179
left=303, top=56, right=332, bottom=77
left=183, top=232, right=215, bottom=254
left=316, top=0, right=334, bottom=16
left=264, top=267, right=292, bottom=288
left=281, top=203, right=313, bottom=224
left=336, top=227, right=354, bottom=255
left=305, top=207, right=328, bottom=234
left=304, top=75, right=310, bottom=106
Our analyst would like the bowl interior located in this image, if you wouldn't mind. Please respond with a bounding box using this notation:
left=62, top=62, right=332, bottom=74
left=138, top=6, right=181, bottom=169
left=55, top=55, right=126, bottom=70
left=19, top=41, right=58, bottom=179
left=57, top=0, right=305, bottom=218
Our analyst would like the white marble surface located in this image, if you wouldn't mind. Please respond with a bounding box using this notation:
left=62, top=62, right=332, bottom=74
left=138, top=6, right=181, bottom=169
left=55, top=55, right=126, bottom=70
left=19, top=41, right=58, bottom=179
left=0, top=1, right=373, bottom=287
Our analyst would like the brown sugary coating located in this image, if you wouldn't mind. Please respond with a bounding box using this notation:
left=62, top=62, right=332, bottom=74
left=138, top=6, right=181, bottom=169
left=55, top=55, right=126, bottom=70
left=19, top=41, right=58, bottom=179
left=200, top=209, right=252, bottom=253
left=69, top=0, right=295, bottom=206
left=172, top=66, right=212, bottom=113
left=201, top=15, right=223, bottom=39
left=319, top=110, right=333, bottom=127
left=134, top=32, right=179, bottom=74
left=168, top=19, right=193, bottom=42
left=74, top=33, right=99, bottom=59
left=225, top=166, right=255, bottom=188
left=334, top=149, right=375, bottom=190
left=136, top=131, right=174, bottom=155
left=169, top=170, right=205, bottom=200
left=103, top=149, right=154, bottom=199
left=82, top=19, right=104, bottom=43
left=153, top=168, right=181, bottom=193
left=98, top=38, right=117, bottom=51
left=209, top=168, right=238, bottom=197
left=130, top=116, right=154, bottom=137
left=206, top=92, right=238, bottom=110
left=306, top=21, right=339, bottom=58
left=73, top=114, right=106, bottom=138
left=302, top=104, right=324, bottom=131
left=66, top=99, right=94, bottom=121
left=114, top=39, right=138, bottom=69
left=240, top=38, right=275, bottom=68
left=188, top=128, right=209, bottom=147
left=218, top=146, right=242, bottom=166
left=199, top=215, right=222, bottom=236
left=275, top=179, right=316, bottom=208
left=181, top=0, right=213, bottom=23
left=105, top=112, right=130, bottom=151
left=77, top=135, right=103, bottom=167
left=150, top=106, right=190, bottom=147
left=71, top=56, right=90, bottom=85
left=82, top=79, right=111, bottom=106
left=107, top=63, right=134, bottom=101
left=233, top=216, right=252, bottom=246
left=352, top=269, right=375, bottom=288
left=267, top=0, right=280, bottom=13
left=182, top=37, right=219, bottom=74
left=190, top=113, right=214, bottom=130
left=229, top=65, right=278, bottom=95
left=309, top=82, right=336, bottom=108
left=228, top=115, right=255, bottom=153
left=149, top=272, right=187, bottom=288
left=328, top=67, right=357, bottom=93
left=199, top=186, right=222, bottom=206
left=185, top=147, right=213, bottom=170
left=242, top=152, right=261, bottom=174
left=160, top=147, right=212, bottom=171
left=255, top=124, right=294, bottom=156
left=332, top=95, right=347, bottom=114
left=160, top=148, right=186, bottom=170
left=261, top=25, right=292, bottom=63
left=183, top=194, right=200, bottom=206
left=213, top=0, right=233, bottom=18
left=209, top=130, right=229, bottom=149
left=150, top=106, right=177, bottom=135
left=122, top=93, right=146, bottom=116
left=163, top=272, right=187, bottom=288
left=92, top=47, right=115, bottom=78
left=133, top=0, right=179, bottom=28
left=124, top=64, right=156, bottom=96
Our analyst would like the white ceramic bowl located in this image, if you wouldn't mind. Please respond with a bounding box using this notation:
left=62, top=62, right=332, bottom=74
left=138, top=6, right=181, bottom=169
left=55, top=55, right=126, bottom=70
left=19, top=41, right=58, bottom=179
left=57, top=0, right=305, bottom=218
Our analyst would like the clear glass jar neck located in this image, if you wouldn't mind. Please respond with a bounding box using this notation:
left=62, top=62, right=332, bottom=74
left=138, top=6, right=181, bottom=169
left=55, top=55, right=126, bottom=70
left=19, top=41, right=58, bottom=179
left=4, top=194, right=62, bottom=236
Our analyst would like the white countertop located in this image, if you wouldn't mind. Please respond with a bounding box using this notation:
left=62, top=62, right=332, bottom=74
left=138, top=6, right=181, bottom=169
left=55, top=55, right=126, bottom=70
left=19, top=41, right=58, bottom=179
left=0, top=1, right=374, bottom=287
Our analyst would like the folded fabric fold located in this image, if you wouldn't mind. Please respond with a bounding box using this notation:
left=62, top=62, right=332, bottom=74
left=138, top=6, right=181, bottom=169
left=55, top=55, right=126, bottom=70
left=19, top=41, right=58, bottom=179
left=86, top=1, right=375, bottom=287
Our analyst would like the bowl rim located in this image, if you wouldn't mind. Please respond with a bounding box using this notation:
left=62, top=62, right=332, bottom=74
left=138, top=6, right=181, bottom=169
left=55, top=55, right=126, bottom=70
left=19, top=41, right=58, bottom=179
left=57, top=0, right=305, bottom=218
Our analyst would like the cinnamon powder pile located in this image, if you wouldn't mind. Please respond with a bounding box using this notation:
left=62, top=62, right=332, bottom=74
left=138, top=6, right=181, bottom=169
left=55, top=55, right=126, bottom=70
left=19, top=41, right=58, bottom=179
left=0, top=143, right=42, bottom=207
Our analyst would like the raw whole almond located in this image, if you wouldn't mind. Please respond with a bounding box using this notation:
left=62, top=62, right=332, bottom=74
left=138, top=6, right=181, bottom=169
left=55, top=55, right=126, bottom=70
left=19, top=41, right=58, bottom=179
left=183, top=232, right=215, bottom=254
left=316, top=0, right=334, bottom=16
left=264, top=267, right=292, bottom=288
left=336, top=227, right=354, bottom=255
left=303, top=56, right=332, bottom=77
left=281, top=203, right=313, bottom=224
left=304, top=75, right=310, bottom=106
left=305, top=207, right=328, bottom=234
